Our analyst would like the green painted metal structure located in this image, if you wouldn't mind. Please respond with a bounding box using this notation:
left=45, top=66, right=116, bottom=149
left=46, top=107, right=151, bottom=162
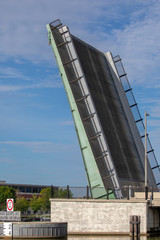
left=45, top=19, right=160, bottom=200
left=46, top=22, right=109, bottom=199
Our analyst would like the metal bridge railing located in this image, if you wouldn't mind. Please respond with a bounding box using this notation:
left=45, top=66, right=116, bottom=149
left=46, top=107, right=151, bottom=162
left=55, top=185, right=160, bottom=200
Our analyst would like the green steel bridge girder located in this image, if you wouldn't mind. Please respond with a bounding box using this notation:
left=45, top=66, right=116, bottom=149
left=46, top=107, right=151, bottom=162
left=46, top=24, right=108, bottom=199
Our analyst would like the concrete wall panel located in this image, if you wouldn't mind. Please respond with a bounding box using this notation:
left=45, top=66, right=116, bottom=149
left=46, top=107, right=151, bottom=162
left=51, top=199, right=148, bottom=235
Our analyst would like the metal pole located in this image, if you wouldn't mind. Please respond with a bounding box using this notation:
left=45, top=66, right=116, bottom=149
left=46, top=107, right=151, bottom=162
left=12, top=223, right=13, bottom=240
left=151, top=186, right=154, bottom=200
left=145, top=112, right=149, bottom=199
left=127, top=186, right=129, bottom=200
left=145, top=112, right=147, bottom=187
left=67, top=185, right=69, bottom=199
left=86, top=186, right=89, bottom=199
left=107, top=188, right=109, bottom=200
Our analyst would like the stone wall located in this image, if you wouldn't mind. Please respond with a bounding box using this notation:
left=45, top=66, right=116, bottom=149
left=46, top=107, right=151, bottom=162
left=50, top=199, right=149, bottom=235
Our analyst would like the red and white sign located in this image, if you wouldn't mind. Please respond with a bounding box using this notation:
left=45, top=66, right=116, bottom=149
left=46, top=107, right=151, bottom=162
left=6, top=199, right=14, bottom=211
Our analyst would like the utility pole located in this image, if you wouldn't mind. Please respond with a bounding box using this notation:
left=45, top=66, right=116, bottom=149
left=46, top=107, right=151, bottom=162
left=145, top=111, right=149, bottom=200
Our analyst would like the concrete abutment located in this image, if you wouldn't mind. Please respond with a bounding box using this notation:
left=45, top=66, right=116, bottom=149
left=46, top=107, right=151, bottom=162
left=50, top=197, right=160, bottom=236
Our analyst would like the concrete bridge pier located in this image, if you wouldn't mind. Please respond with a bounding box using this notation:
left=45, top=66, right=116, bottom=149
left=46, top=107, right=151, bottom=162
left=50, top=196, right=160, bottom=236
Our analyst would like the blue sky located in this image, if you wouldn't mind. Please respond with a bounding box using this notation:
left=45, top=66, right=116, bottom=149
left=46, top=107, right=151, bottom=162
left=0, top=0, right=160, bottom=186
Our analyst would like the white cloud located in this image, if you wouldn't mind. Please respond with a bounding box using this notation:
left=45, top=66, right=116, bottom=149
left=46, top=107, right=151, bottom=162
left=0, top=79, right=62, bottom=92
left=0, top=0, right=153, bottom=66
left=149, top=120, right=160, bottom=127
left=0, top=0, right=159, bottom=88
left=0, top=141, right=73, bottom=153
left=136, top=97, right=160, bottom=118
left=59, top=121, right=74, bottom=126
left=140, top=98, right=160, bottom=104
left=0, top=67, right=29, bottom=80
left=107, top=1, right=160, bottom=85
left=147, top=84, right=160, bottom=89
left=0, top=85, right=24, bottom=92
left=150, top=106, right=160, bottom=118
left=0, top=158, right=13, bottom=163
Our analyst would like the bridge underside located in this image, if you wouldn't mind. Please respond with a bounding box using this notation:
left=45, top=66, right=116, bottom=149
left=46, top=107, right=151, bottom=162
left=47, top=19, right=157, bottom=198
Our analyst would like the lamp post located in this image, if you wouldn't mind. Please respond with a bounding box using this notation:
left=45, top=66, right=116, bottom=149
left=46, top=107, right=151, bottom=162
left=145, top=111, right=149, bottom=200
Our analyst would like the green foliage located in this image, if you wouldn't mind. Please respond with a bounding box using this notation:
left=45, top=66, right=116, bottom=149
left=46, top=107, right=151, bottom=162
left=0, top=186, right=16, bottom=210
left=30, top=195, right=42, bottom=214
left=38, top=187, right=73, bottom=213
left=14, top=197, right=29, bottom=213
left=54, top=188, right=73, bottom=198
left=0, top=185, right=73, bottom=214
left=40, top=188, right=52, bottom=213
left=13, top=187, right=73, bottom=215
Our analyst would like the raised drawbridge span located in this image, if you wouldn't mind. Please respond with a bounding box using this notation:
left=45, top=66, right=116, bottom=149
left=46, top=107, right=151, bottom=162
left=46, top=19, right=160, bottom=199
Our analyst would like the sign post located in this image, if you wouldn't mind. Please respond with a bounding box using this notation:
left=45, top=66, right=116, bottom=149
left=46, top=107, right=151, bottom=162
left=7, top=199, right=14, bottom=212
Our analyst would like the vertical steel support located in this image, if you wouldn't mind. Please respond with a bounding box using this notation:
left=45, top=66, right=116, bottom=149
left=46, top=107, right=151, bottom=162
left=86, top=186, right=89, bottom=199
left=67, top=185, right=69, bottom=199
left=46, top=23, right=107, bottom=199
left=145, top=186, right=148, bottom=200
left=145, top=112, right=149, bottom=188
left=151, top=186, right=154, bottom=200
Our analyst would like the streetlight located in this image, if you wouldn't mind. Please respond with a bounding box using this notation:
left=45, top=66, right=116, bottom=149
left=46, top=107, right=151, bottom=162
left=145, top=111, right=149, bottom=200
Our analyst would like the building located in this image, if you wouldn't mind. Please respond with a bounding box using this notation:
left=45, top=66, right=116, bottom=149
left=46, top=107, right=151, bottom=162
left=0, top=181, right=57, bottom=199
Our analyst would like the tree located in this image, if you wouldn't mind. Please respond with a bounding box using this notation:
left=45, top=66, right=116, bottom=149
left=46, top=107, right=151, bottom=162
left=39, top=187, right=73, bottom=213
left=30, top=195, right=42, bottom=214
left=14, top=197, right=29, bottom=214
left=0, top=186, right=16, bottom=210
left=29, top=187, right=73, bottom=214
left=40, top=188, right=52, bottom=213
